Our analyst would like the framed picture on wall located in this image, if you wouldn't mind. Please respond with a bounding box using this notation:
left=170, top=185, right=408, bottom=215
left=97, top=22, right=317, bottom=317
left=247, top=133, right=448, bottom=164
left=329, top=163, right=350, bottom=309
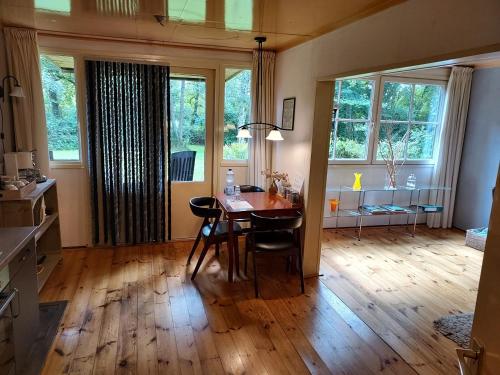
left=282, top=97, right=296, bottom=130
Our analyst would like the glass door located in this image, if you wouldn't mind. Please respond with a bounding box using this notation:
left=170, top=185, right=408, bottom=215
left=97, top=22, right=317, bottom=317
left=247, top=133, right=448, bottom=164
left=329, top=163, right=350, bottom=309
left=169, top=68, right=214, bottom=239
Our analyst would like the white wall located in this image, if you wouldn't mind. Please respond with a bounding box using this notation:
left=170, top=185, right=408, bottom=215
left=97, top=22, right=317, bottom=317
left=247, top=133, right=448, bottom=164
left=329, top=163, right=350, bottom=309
left=273, top=0, right=500, bottom=276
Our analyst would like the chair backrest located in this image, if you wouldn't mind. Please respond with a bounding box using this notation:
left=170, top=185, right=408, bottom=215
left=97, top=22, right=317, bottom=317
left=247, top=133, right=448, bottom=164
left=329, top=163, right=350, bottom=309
left=250, top=212, right=303, bottom=231
left=240, top=185, right=265, bottom=193
left=171, top=151, right=196, bottom=181
left=189, top=197, right=221, bottom=219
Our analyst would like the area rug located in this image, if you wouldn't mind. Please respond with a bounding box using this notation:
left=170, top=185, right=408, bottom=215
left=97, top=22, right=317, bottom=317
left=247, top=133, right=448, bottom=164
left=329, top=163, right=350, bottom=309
left=20, top=300, right=68, bottom=375
left=433, top=312, right=473, bottom=348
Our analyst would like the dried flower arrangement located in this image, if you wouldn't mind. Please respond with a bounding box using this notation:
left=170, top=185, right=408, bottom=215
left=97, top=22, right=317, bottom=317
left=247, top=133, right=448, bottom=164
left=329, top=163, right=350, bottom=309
left=378, top=125, right=410, bottom=189
left=261, top=169, right=290, bottom=194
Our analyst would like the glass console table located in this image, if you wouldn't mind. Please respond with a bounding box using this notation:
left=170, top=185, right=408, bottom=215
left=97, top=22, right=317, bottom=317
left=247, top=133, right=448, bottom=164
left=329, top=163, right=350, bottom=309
left=325, top=186, right=451, bottom=240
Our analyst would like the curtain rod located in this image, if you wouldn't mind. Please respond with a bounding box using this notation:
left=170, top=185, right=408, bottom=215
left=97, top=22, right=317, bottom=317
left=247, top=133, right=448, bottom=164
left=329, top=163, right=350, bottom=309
left=36, top=29, right=254, bottom=54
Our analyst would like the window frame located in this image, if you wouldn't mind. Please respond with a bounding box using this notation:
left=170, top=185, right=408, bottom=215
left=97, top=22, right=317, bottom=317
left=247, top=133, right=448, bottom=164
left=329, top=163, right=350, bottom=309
left=372, top=76, right=446, bottom=165
left=328, top=75, right=447, bottom=166
left=329, top=77, right=376, bottom=164
left=220, top=64, right=252, bottom=166
left=39, top=50, right=86, bottom=169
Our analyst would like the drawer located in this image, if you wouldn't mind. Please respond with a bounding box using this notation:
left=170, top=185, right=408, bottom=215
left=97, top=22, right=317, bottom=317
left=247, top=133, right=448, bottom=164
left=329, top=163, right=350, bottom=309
left=8, top=242, right=35, bottom=279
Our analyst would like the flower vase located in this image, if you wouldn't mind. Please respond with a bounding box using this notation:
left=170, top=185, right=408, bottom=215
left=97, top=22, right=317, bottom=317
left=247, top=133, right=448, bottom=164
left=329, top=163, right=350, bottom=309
left=269, top=180, right=278, bottom=195
left=352, top=173, right=362, bottom=191
left=385, top=170, right=398, bottom=190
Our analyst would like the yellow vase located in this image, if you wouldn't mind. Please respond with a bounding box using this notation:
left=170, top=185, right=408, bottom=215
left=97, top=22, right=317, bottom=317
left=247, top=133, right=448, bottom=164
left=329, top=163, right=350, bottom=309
left=353, top=173, right=362, bottom=191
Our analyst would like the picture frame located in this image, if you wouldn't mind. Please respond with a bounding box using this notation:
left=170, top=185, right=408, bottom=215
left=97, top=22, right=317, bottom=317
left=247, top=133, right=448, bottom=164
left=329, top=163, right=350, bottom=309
left=281, top=97, right=295, bottom=131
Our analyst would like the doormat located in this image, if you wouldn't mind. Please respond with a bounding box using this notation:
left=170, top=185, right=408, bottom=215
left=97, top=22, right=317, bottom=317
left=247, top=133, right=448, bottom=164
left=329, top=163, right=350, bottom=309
left=20, top=300, right=68, bottom=375
left=433, top=312, right=473, bottom=348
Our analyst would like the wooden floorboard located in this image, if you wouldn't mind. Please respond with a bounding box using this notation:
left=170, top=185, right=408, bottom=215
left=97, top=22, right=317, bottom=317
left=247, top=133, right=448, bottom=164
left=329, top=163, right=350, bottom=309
left=39, top=227, right=477, bottom=374
left=320, top=226, right=482, bottom=375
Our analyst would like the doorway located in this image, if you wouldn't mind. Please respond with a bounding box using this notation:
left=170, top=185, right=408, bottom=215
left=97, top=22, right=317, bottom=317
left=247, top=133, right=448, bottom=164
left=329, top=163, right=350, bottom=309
left=169, top=67, right=215, bottom=240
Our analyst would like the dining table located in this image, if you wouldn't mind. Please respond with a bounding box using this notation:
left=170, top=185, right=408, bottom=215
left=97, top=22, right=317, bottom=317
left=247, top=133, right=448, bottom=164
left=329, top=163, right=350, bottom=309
left=215, top=192, right=303, bottom=282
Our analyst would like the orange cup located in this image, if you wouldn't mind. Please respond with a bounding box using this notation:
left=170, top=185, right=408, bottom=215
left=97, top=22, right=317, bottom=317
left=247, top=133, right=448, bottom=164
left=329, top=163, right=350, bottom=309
left=329, top=198, right=339, bottom=212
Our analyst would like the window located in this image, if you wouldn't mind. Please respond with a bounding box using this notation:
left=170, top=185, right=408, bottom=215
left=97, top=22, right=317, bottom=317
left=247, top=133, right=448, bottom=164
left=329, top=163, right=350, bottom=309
left=40, top=54, right=81, bottom=162
left=377, top=80, right=444, bottom=161
left=170, top=75, right=206, bottom=181
left=223, top=68, right=251, bottom=161
left=330, top=79, right=374, bottom=160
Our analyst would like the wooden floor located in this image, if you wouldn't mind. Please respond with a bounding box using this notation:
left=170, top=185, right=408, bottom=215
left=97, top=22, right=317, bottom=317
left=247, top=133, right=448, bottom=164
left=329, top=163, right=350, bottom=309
left=321, top=227, right=483, bottom=375
left=39, top=227, right=481, bottom=374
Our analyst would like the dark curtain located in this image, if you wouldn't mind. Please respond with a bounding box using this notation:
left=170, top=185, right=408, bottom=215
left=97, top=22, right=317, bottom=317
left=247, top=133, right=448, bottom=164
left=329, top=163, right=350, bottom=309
left=86, top=60, right=170, bottom=245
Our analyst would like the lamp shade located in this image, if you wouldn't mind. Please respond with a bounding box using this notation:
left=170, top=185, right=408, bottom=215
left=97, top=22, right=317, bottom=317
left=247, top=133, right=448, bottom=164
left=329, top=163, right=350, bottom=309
left=266, top=129, right=284, bottom=141
left=236, top=127, right=252, bottom=139
left=9, top=84, right=24, bottom=98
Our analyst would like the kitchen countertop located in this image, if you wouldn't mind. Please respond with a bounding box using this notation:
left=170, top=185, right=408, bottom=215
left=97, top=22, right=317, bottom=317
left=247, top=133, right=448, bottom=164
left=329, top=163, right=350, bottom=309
left=0, top=227, right=37, bottom=269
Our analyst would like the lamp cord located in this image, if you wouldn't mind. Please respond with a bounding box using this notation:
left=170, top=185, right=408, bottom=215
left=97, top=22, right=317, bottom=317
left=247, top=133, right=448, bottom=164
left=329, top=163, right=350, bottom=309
left=0, top=101, right=5, bottom=154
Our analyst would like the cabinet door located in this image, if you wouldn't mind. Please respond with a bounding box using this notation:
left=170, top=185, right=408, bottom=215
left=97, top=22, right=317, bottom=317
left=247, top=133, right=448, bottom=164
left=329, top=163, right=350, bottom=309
left=10, top=238, right=39, bottom=371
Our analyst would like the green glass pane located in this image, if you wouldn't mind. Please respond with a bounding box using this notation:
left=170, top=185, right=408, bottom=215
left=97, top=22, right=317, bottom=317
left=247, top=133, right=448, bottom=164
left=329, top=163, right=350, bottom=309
left=40, top=55, right=80, bottom=161
left=35, top=0, right=70, bottom=13
left=412, top=84, right=442, bottom=122
left=381, top=82, right=412, bottom=121
left=377, top=123, right=409, bottom=160
left=225, top=0, right=253, bottom=30
left=334, top=122, right=369, bottom=159
left=170, top=77, right=207, bottom=181
left=338, top=79, right=373, bottom=120
left=223, top=69, right=251, bottom=160
left=168, top=0, right=206, bottom=23
left=407, top=124, right=437, bottom=159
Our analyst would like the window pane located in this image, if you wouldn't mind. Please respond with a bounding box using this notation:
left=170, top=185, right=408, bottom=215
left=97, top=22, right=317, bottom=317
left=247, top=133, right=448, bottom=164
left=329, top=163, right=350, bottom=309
left=338, top=79, right=373, bottom=120
left=412, top=84, right=442, bottom=122
left=334, top=121, right=369, bottom=159
left=407, top=124, right=437, bottom=159
left=223, top=69, right=251, bottom=160
left=381, top=82, right=412, bottom=121
left=40, top=55, right=80, bottom=162
left=377, top=123, right=409, bottom=160
left=170, top=77, right=206, bottom=181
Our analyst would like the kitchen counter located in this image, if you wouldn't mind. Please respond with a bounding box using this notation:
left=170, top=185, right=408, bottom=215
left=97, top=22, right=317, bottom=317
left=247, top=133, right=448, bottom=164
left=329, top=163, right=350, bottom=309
left=0, top=227, right=37, bottom=269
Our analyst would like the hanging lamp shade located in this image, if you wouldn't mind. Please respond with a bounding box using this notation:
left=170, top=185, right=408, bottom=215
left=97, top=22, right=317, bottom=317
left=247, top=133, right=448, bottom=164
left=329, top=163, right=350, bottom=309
left=265, top=128, right=284, bottom=141
left=236, top=126, right=252, bottom=139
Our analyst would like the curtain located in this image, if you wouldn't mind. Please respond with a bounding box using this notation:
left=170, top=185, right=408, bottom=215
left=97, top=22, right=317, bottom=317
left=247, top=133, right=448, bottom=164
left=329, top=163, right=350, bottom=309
left=86, top=60, right=170, bottom=245
left=249, top=50, right=275, bottom=188
left=4, top=27, right=49, bottom=174
left=428, top=66, right=474, bottom=228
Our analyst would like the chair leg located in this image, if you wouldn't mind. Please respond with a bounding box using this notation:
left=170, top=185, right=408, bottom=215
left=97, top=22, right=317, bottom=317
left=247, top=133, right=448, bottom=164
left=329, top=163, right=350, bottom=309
left=244, top=237, right=249, bottom=275
left=297, top=248, right=305, bottom=294
left=215, top=242, right=220, bottom=257
left=187, top=229, right=202, bottom=264
left=234, top=237, right=240, bottom=276
left=191, top=241, right=211, bottom=281
left=252, top=253, right=259, bottom=298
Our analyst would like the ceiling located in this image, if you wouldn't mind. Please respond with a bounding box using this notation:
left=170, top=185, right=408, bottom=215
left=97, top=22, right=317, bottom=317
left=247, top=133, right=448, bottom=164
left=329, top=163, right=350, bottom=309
left=1, top=0, right=405, bottom=51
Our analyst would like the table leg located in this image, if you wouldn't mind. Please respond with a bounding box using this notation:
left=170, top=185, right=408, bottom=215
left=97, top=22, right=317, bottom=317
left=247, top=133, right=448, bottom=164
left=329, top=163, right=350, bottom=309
left=227, top=217, right=234, bottom=282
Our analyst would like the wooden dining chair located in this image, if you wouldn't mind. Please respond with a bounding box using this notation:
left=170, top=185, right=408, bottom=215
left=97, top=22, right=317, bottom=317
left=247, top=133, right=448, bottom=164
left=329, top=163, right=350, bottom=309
left=245, top=212, right=304, bottom=297
left=188, top=197, right=243, bottom=280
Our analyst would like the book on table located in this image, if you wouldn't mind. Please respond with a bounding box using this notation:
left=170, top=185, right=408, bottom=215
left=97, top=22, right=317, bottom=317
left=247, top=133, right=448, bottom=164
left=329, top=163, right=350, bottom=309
left=382, top=204, right=407, bottom=212
left=361, top=205, right=389, bottom=214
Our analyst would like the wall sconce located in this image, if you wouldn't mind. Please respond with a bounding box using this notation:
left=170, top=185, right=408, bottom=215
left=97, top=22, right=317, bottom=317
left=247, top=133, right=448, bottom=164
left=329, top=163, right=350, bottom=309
left=0, top=75, right=24, bottom=101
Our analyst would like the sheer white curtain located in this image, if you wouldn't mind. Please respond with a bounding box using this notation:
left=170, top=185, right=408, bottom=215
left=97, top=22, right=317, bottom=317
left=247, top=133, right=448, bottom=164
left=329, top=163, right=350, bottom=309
left=428, top=66, right=474, bottom=228
left=248, top=50, right=275, bottom=188
left=4, top=27, right=49, bottom=174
